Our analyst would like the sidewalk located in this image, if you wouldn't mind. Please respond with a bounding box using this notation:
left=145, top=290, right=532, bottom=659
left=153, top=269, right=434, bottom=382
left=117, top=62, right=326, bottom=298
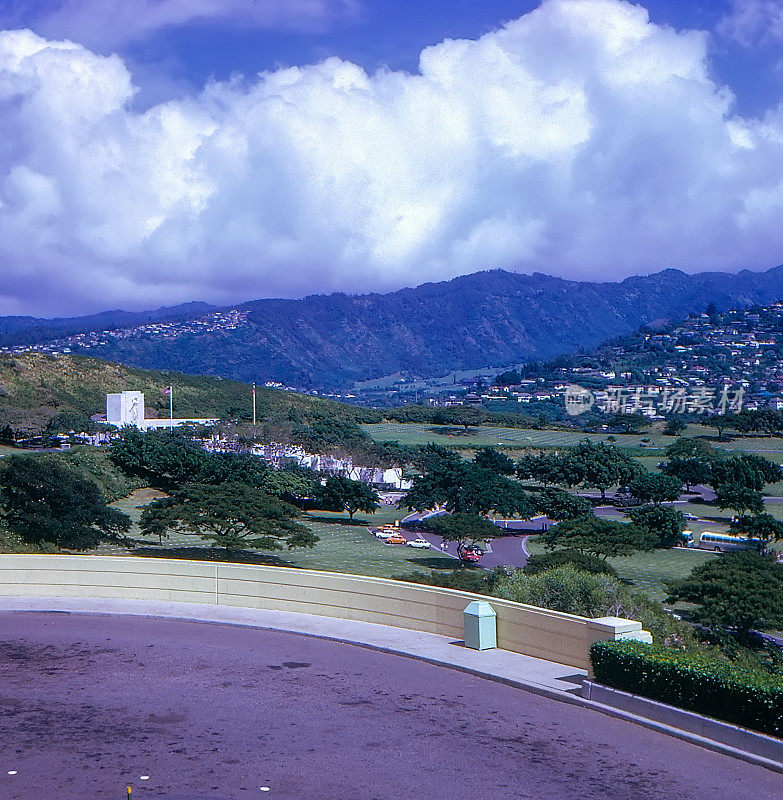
left=0, top=596, right=587, bottom=695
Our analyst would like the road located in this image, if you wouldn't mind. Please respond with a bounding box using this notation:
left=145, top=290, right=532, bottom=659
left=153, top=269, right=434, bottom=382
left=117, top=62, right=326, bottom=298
left=1, top=612, right=779, bottom=800
left=414, top=530, right=532, bottom=570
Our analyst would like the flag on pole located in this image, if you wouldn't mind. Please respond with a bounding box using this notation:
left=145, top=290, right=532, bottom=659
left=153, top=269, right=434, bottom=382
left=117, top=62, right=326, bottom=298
left=162, top=385, right=173, bottom=430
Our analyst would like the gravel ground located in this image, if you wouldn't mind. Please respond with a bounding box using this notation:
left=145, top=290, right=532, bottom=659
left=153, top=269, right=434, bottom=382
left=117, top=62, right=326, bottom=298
left=0, top=611, right=780, bottom=800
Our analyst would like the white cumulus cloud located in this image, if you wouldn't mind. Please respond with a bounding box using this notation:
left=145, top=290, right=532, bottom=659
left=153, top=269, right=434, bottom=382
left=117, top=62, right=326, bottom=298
left=1, top=0, right=783, bottom=316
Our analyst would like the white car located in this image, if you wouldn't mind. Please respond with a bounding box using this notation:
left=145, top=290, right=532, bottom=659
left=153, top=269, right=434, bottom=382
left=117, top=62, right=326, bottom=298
left=406, top=538, right=431, bottom=549
left=374, top=530, right=402, bottom=540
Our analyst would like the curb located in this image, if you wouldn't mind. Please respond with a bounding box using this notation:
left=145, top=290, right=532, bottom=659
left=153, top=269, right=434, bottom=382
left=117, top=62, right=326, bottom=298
left=581, top=681, right=782, bottom=772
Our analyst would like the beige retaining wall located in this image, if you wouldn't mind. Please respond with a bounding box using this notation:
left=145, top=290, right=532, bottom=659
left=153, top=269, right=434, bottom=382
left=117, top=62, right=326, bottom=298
left=0, top=555, right=650, bottom=670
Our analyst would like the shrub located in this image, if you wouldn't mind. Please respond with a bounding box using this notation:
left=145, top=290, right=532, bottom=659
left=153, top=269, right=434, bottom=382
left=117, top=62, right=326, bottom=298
left=590, top=640, right=783, bottom=737
left=524, top=550, right=618, bottom=576
left=495, top=566, right=632, bottom=618
left=393, top=567, right=508, bottom=595
left=495, top=566, right=685, bottom=643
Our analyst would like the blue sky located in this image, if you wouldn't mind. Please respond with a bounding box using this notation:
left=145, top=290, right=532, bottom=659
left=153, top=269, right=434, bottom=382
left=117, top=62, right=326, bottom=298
left=1, top=0, right=783, bottom=316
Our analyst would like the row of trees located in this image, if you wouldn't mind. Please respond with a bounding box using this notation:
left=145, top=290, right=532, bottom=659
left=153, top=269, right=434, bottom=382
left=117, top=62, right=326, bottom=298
left=405, top=437, right=783, bottom=568
left=0, top=429, right=382, bottom=555
left=659, top=438, right=783, bottom=544
left=404, top=444, right=686, bottom=562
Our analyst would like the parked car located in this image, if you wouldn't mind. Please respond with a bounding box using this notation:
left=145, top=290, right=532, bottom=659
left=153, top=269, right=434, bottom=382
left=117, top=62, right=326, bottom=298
left=458, top=545, right=482, bottom=563
left=384, top=535, right=407, bottom=545
left=406, top=538, right=430, bottom=549
left=683, top=513, right=699, bottom=521
left=374, top=529, right=401, bottom=540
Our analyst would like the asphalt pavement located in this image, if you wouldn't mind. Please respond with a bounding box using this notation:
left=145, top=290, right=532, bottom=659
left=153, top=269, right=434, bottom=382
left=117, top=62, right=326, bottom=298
left=1, top=610, right=779, bottom=800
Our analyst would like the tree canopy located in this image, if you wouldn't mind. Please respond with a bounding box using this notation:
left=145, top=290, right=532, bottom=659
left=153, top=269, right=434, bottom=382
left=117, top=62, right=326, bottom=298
left=667, top=551, right=783, bottom=633
left=259, top=470, right=318, bottom=506
left=140, top=483, right=317, bottom=554
left=110, top=429, right=268, bottom=489
left=422, top=512, right=503, bottom=560
left=314, top=476, right=379, bottom=520
left=627, top=503, right=685, bottom=548
left=406, top=457, right=533, bottom=517
left=627, top=472, right=682, bottom=504
left=0, top=454, right=131, bottom=550
left=661, top=456, right=712, bottom=491
left=518, top=440, right=643, bottom=499
left=541, top=516, right=658, bottom=560
left=474, top=447, right=515, bottom=475
left=529, top=488, right=593, bottom=521
left=731, top=513, right=783, bottom=546
left=715, top=483, right=765, bottom=517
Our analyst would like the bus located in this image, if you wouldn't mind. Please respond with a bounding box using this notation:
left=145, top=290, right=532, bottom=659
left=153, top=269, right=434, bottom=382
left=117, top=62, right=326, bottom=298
left=697, top=531, right=765, bottom=553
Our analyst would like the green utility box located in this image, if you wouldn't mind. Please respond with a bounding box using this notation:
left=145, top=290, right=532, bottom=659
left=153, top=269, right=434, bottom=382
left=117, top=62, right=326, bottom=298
left=463, top=600, right=497, bottom=650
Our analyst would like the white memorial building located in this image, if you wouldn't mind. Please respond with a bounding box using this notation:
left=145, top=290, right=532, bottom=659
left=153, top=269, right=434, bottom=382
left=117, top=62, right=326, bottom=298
left=106, top=391, right=219, bottom=430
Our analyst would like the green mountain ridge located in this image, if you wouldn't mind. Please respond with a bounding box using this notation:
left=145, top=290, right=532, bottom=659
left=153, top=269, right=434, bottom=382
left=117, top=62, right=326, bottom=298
left=5, top=266, right=783, bottom=389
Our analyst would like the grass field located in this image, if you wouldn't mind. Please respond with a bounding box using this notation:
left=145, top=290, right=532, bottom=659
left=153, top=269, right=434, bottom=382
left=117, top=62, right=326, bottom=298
left=363, top=422, right=675, bottom=451
left=100, top=490, right=454, bottom=579
left=523, top=534, right=716, bottom=602
left=102, top=489, right=723, bottom=598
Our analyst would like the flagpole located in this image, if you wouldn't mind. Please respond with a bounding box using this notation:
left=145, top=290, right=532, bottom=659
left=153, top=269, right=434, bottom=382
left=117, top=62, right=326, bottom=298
left=169, top=385, right=173, bottom=431
left=252, top=383, right=256, bottom=428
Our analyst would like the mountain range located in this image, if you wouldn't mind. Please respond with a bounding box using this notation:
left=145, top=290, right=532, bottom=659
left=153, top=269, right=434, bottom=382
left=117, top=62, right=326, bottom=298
left=4, top=266, right=783, bottom=389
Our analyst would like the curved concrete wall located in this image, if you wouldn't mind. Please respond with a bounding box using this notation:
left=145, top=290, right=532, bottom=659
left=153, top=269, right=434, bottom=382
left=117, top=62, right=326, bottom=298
left=0, top=555, right=648, bottom=670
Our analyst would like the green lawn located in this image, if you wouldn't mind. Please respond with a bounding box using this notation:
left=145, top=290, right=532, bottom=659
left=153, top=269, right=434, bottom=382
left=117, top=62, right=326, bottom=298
left=99, top=490, right=453, bottom=579
left=524, top=534, right=716, bottom=602
left=363, top=422, right=675, bottom=451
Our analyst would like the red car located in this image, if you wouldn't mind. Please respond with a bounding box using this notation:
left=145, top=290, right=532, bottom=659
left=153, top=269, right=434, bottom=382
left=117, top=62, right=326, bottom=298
left=458, top=545, right=482, bottom=563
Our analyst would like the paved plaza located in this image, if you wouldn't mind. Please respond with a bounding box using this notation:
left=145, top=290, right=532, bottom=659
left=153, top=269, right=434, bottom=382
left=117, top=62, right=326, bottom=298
left=0, top=611, right=780, bottom=800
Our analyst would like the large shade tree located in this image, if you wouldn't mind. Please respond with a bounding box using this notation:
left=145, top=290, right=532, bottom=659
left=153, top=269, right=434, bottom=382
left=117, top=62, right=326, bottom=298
left=314, top=476, right=379, bottom=520
left=627, top=472, right=682, bottom=505
left=518, top=441, right=643, bottom=499
left=422, top=513, right=504, bottom=562
left=111, top=429, right=268, bottom=489
left=627, top=504, right=685, bottom=548
left=529, top=488, right=593, bottom=521
left=0, top=455, right=131, bottom=550
left=541, top=516, right=658, bottom=560
left=731, top=513, right=783, bottom=547
left=661, top=456, right=712, bottom=491
left=667, top=551, right=783, bottom=633
left=473, top=447, right=516, bottom=475
left=140, top=483, right=317, bottom=554
left=715, top=483, right=765, bottom=517
left=406, top=458, right=533, bottom=518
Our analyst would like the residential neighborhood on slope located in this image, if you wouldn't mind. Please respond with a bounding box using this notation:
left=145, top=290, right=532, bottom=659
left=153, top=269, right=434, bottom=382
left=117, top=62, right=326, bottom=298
left=0, top=308, right=250, bottom=357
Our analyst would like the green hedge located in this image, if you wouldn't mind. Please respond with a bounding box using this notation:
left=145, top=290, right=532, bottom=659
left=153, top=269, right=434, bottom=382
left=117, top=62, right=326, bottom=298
left=590, top=640, right=783, bottom=737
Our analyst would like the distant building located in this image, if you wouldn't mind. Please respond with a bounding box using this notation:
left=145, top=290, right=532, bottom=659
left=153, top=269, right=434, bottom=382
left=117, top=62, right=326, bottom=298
left=105, top=391, right=219, bottom=430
